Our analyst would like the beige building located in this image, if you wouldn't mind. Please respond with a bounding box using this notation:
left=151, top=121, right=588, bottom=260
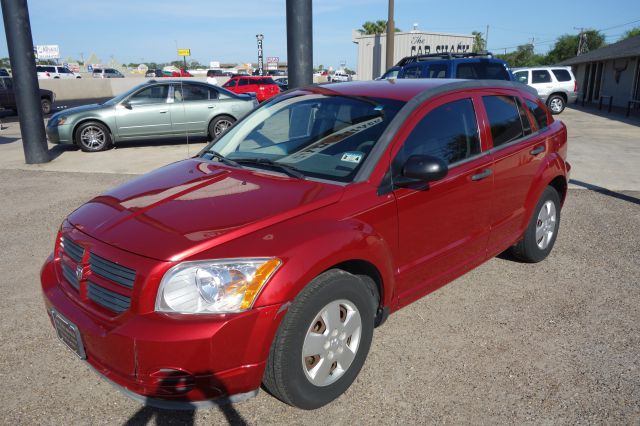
left=352, top=30, right=475, bottom=80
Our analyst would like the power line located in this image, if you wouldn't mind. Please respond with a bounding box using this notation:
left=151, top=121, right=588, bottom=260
left=597, top=18, right=640, bottom=32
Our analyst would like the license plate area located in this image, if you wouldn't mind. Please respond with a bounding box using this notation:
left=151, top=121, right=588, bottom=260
left=51, top=309, right=86, bottom=359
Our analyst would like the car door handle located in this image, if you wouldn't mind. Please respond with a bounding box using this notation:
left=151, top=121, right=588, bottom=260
left=530, top=146, right=545, bottom=156
left=471, top=168, right=492, bottom=181
left=207, top=105, right=215, bottom=109
left=159, top=110, right=168, bottom=114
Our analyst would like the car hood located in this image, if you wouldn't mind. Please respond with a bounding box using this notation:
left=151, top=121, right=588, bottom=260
left=51, top=103, right=111, bottom=119
left=68, top=159, right=344, bottom=261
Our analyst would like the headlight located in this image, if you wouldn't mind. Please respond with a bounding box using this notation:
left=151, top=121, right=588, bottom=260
left=51, top=116, right=68, bottom=126
left=155, top=258, right=281, bottom=314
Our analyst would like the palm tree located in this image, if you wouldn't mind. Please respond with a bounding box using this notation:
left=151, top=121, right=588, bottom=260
left=360, top=20, right=401, bottom=35
left=472, top=31, right=486, bottom=52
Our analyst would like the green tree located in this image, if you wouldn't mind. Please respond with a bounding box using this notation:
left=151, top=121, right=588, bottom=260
left=472, top=31, right=486, bottom=52
left=621, top=27, right=640, bottom=41
left=497, top=44, right=546, bottom=67
left=546, top=30, right=606, bottom=64
left=359, top=20, right=401, bottom=35
left=0, top=57, right=10, bottom=68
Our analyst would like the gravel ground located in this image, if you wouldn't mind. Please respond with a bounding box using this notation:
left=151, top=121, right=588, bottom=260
left=0, top=169, right=638, bottom=425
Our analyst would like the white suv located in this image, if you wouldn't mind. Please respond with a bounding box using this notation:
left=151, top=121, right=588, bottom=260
left=513, top=66, right=577, bottom=114
left=92, top=68, right=125, bottom=78
left=36, top=65, right=81, bottom=79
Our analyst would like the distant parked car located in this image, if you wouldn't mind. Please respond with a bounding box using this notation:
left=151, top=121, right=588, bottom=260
left=379, top=52, right=513, bottom=82
left=36, top=65, right=81, bottom=79
left=163, top=68, right=193, bottom=77
left=274, top=77, right=288, bottom=91
left=0, top=76, right=55, bottom=114
left=512, top=66, right=577, bottom=114
left=145, top=69, right=163, bottom=78
left=206, top=69, right=226, bottom=77
left=92, top=68, right=125, bottom=78
left=45, top=80, right=257, bottom=152
left=331, top=71, right=352, bottom=82
left=222, top=76, right=280, bottom=102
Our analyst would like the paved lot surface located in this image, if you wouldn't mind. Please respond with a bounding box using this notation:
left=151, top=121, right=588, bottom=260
left=0, top=106, right=638, bottom=424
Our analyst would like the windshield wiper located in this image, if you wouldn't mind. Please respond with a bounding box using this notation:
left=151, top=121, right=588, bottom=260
left=207, top=150, right=242, bottom=168
left=234, top=158, right=305, bottom=179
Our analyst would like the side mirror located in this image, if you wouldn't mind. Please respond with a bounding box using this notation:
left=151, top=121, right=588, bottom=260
left=121, top=101, right=132, bottom=109
left=396, top=155, right=448, bottom=188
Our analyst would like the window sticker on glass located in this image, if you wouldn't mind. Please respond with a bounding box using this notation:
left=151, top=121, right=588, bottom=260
left=341, top=152, right=364, bottom=163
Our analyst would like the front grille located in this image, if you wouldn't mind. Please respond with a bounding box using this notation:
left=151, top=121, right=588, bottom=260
left=63, top=238, right=84, bottom=262
left=61, top=263, right=80, bottom=290
left=89, top=253, right=136, bottom=289
left=87, top=282, right=131, bottom=313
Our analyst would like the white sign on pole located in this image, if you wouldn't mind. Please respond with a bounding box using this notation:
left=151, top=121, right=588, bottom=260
left=35, top=45, right=60, bottom=60
left=267, top=56, right=279, bottom=63
left=209, top=61, right=220, bottom=69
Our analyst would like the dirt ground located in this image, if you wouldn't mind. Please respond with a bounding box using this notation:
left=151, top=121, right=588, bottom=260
left=0, top=168, right=638, bottom=425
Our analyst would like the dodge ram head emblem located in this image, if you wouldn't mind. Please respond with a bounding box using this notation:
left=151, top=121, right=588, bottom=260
left=76, top=265, right=83, bottom=281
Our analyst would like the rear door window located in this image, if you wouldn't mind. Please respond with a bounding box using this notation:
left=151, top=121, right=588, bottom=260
left=425, top=63, right=447, bottom=78
left=456, top=62, right=510, bottom=80
left=551, top=69, right=572, bottom=82
left=531, top=70, right=551, bottom=83
left=399, top=98, right=481, bottom=165
left=482, top=95, right=526, bottom=147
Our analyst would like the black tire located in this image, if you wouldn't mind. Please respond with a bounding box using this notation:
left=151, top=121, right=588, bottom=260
left=263, top=269, right=376, bottom=409
left=547, top=94, right=565, bottom=115
left=208, top=115, right=235, bottom=140
left=511, top=186, right=561, bottom=263
left=74, top=121, right=112, bottom=152
left=41, top=98, right=52, bottom=115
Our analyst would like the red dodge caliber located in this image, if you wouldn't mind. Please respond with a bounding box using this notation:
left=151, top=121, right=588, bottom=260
left=41, top=79, right=569, bottom=410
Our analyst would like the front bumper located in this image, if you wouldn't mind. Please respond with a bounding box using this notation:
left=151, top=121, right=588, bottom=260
left=41, top=254, right=285, bottom=405
left=46, top=124, right=73, bottom=145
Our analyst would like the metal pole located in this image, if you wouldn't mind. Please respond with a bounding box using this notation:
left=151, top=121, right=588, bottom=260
left=1, top=0, right=49, bottom=163
left=385, top=0, right=395, bottom=70
left=286, top=0, right=312, bottom=89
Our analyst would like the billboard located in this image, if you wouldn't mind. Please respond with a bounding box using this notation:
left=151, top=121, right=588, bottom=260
left=35, top=45, right=60, bottom=60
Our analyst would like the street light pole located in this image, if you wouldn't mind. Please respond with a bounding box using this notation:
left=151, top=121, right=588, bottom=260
left=286, top=0, right=312, bottom=89
left=385, top=0, right=395, bottom=71
left=1, top=0, right=49, bottom=164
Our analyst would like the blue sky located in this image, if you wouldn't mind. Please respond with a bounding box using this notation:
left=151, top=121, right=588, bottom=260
left=1, top=0, right=639, bottom=69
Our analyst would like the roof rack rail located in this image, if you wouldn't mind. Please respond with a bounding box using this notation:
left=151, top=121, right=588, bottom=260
left=395, top=51, right=494, bottom=66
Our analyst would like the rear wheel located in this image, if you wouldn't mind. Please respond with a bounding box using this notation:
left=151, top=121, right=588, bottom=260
left=511, top=186, right=561, bottom=263
left=547, top=95, right=565, bottom=114
left=263, top=269, right=376, bottom=409
left=208, top=116, right=235, bottom=140
left=41, top=98, right=52, bottom=115
left=74, top=121, right=112, bottom=152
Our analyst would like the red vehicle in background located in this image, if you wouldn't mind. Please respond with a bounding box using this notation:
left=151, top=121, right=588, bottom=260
left=222, top=76, right=280, bottom=102
left=161, top=68, right=193, bottom=77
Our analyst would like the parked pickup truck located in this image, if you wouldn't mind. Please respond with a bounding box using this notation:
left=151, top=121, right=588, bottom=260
left=0, top=76, right=55, bottom=114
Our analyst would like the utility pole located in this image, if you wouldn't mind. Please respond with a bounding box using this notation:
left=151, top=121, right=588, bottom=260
left=574, top=27, right=587, bottom=55
left=1, top=0, right=49, bottom=164
left=286, top=0, right=312, bottom=89
left=485, top=25, right=489, bottom=51
left=385, top=0, right=395, bottom=71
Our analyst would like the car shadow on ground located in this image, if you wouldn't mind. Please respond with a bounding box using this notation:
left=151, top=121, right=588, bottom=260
left=122, top=371, right=249, bottom=426
left=0, top=135, right=19, bottom=144
left=48, top=144, right=77, bottom=160
left=569, top=179, right=640, bottom=205
left=567, top=104, right=640, bottom=127
left=114, top=136, right=209, bottom=150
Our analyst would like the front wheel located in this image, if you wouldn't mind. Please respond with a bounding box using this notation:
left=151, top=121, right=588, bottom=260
left=263, top=269, right=376, bottom=409
left=208, top=116, right=235, bottom=140
left=511, top=186, right=561, bottom=263
left=547, top=95, right=565, bottom=114
left=74, top=121, right=112, bottom=152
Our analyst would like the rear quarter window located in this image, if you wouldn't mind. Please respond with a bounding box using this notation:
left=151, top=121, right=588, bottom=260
left=551, top=69, right=572, bottom=82
left=482, top=95, right=526, bottom=147
left=525, top=99, right=549, bottom=130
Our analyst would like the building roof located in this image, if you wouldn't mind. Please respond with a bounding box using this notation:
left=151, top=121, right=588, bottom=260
left=560, top=35, right=640, bottom=65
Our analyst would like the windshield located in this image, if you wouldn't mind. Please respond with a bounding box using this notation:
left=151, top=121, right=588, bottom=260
left=201, top=93, right=404, bottom=182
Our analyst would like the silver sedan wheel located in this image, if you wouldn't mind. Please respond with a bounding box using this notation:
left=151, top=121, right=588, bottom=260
left=549, top=97, right=564, bottom=113
left=214, top=119, right=233, bottom=136
left=302, top=299, right=362, bottom=387
left=80, top=126, right=106, bottom=149
left=536, top=200, right=557, bottom=249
